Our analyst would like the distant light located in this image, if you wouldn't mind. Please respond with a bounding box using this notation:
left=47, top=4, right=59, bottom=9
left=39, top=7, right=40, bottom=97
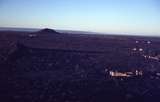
left=143, top=55, right=147, bottom=58
left=139, top=48, right=143, bottom=52
left=156, top=73, right=160, bottom=76
left=29, top=34, right=37, bottom=38
left=136, top=41, right=139, bottom=43
left=126, top=72, right=133, bottom=74
left=109, top=71, right=114, bottom=76
left=105, top=68, right=108, bottom=72
left=135, top=70, right=139, bottom=76
left=139, top=71, right=143, bottom=76
left=135, top=70, right=143, bottom=76
left=147, top=41, right=151, bottom=44
left=132, top=48, right=137, bottom=51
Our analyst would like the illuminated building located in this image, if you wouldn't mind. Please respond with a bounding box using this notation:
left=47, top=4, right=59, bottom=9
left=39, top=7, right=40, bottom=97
left=109, top=70, right=143, bottom=77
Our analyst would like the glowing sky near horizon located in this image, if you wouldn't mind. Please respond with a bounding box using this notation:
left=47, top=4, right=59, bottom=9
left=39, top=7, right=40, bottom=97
left=0, top=0, right=160, bottom=35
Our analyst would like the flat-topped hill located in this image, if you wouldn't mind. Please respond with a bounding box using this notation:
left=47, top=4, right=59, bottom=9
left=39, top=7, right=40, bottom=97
left=38, top=28, right=60, bottom=34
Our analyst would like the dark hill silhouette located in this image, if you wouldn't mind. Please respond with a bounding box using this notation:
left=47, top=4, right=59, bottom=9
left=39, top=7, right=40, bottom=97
left=38, top=28, right=60, bottom=34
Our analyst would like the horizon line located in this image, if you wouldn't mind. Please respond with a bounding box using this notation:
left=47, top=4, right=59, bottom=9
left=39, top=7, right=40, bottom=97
left=0, top=26, right=159, bottom=37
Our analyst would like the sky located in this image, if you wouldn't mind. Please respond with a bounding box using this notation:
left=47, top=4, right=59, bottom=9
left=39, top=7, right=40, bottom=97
left=0, top=0, right=160, bottom=35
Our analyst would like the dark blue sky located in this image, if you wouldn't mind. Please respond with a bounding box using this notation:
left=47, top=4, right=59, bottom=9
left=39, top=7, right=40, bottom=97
left=0, top=0, right=159, bottom=35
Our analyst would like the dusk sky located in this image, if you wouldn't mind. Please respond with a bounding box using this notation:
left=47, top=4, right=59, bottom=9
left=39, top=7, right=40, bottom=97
left=0, top=0, right=160, bottom=35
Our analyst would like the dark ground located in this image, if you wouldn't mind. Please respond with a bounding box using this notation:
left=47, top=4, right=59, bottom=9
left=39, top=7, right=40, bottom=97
left=1, top=29, right=160, bottom=102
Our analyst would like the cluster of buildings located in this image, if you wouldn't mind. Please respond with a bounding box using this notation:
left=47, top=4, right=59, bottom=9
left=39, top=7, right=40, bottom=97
left=132, top=40, right=152, bottom=52
left=132, top=48, right=143, bottom=52
left=109, top=70, right=143, bottom=78
left=135, top=40, right=151, bottom=44
left=143, top=54, right=160, bottom=61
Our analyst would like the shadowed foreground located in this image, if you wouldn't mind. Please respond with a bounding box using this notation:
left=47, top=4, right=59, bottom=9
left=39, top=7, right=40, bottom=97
left=1, top=30, right=160, bottom=102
